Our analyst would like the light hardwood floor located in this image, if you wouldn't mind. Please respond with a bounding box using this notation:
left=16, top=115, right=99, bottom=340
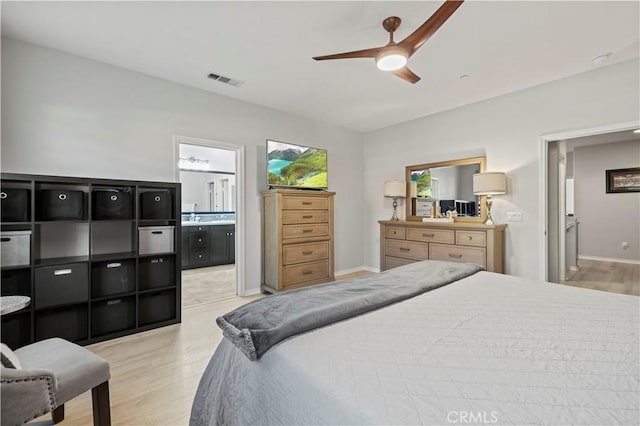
left=33, top=270, right=371, bottom=425
left=182, top=264, right=236, bottom=308
left=561, top=258, right=639, bottom=296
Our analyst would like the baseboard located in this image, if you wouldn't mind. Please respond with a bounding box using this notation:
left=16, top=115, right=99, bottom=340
left=578, top=255, right=640, bottom=265
left=335, top=265, right=379, bottom=276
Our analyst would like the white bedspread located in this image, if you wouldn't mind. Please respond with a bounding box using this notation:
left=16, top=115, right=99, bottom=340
left=191, top=272, right=640, bottom=425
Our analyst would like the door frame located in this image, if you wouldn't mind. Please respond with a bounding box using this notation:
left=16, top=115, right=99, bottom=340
left=538, top=120, right=639, bottom=281
left=173, top=134, right=247, bottom=296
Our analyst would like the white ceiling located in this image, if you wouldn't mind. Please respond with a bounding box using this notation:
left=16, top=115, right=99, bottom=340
left=2, top=1, right=639, bottom=133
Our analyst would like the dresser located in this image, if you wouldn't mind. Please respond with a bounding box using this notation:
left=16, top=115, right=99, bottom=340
left=379, top=220, right=507, bottom=273
left=262, top=189, right=335, bottom=293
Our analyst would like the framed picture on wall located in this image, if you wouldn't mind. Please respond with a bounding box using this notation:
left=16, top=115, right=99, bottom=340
left=605, top=167, right=640, bottom=193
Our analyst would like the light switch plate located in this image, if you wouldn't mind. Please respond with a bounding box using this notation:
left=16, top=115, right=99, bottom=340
left=506, top=211, right=523, bottom=222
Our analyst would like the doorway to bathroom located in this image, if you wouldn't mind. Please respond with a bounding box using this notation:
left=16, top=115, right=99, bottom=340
left=175, top=135, right=246, bottom=307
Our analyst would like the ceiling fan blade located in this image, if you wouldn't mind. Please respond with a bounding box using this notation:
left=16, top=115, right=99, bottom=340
left=313, top=46, right=384, bottom=61
left=399, top=0, right=464, bottom=56
left=391, top=66, right=421, bottom=84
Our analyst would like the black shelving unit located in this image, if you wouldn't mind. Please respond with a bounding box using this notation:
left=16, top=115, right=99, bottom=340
left=0, top=173, right=181, bottom=348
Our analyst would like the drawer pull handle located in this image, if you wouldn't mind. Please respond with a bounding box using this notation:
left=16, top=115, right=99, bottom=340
left=302, top=251, right=313, bottom=255
left=54, top=269, right=72, bottom=276
left=449, top=254, right=463, bottom=259
left=1, top=238, right=10, bottom=242
left=302, top=229, right=313, bottom=233
left=107, top=262, right=122, bottom=268
left=198, top=238, right=202, bottom=242
left=467, top=236, right=473, bottom=240
left=107, top=299, right=122, bottom=305
left=152, top=231, right=163, bottom=235
left=198, top=254, right=203, bottom=258
left=392, top=231, right=396, bottom=234
left=423, top=233, right=435, bottom=238
left=302, top=202, right=312, bottom=205
left=399, top=247, right=411, bottom=252
left=302, top=270, right=313, bottom=275
left=302, top=215, right=313, bottom=219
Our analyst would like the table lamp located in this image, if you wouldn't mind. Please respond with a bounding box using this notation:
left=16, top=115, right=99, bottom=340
left=473, top=172, right=506, bottom=225
left=384, top=180, right=406, bottom=221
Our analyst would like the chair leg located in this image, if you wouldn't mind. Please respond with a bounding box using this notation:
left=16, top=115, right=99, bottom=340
left=91, top=381, right=111, bottom=426
left=52, top=405, right=65, bottom=424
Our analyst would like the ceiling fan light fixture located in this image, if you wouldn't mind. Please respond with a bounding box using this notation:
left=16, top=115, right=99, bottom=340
left=376, top=50, right=407, bottom=71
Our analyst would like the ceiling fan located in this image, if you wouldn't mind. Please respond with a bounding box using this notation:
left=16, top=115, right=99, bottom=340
left=313, top=0, right=464, bottom=84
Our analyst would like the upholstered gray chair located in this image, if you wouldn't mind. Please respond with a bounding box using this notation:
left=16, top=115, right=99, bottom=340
left=1, top=338, right=111, bottom=426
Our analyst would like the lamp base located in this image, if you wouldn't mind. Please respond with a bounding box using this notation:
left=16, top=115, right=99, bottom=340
left=390, top=197, right=400, bottom=221
left=483, top=195, right=496, bottom=225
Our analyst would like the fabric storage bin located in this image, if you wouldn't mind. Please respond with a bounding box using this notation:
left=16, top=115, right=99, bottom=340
left=140, top=190, right=172, bottom=219
left=38, top=189, right=84, bottom=220
left=1, top=269, right=31, bottom=297
left=139, top=290, right=176, bottom=326
left=138, top=255, right=175, bottom=290
left=91, top=259, right=135, bottom=298
left=139, top=226, right=174, bottom=254
left=91, top=296, right=135, bottom=336
left=1, top=313, right=31, bottom=349
left=34, top=262, right=88, bottom=309
left=0, top=188, right=30, bottom=222
left=93, top=188, right=131, bottom=220
left=0, top=231, right=31, bottom=267
left=35, top=305, right=88, bottom=342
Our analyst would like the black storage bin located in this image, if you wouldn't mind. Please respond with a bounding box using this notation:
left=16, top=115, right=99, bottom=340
left=1, top=313, right=31, bottom=349
left=91, top=297, right=135, bottom=336
left=139, top=255, right=175, bottom=290
left=38, top=189, right=84, bottom=220
left=93, top=188, right=131, bottom=220
left=139, top=290, right=176, bottom=326
left=35, top=305, right=88, bottom=342
left=140, top=190, right=172, bottom=219
left=1, top=269, right=31, bottom=297
left=0, top=188, right=30, bottom=222
left=91, top=259, right=135, bottom=298
left=34, top=263, right=88, bottom=309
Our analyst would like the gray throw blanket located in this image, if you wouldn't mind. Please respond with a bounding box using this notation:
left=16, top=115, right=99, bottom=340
left=217, top=260, right=483, bottom=360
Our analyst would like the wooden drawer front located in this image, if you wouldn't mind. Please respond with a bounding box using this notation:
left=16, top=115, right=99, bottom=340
left=385, top=226, right=406, bottom=240
left=283, top=260, right=329, bottom=286
left=406, top=228, right=454, bottom=244
left=385, top=239, right=428, bottom=261
left=283, top=196, right=328, bottom=210
left=282, top=224, right=329, bottom=239
left=456, top=230, right=487, bottom=247
left=385, top=256, right=417, bottom=270
left=282, top=210, right=329, bottom=224
left=429, top=244, right=486, bottom=268
left=283, top=241, right=329, bottom=265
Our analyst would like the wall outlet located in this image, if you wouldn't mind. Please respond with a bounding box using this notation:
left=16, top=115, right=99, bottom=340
left=622, top=241, right=629, bottom=249
left=506, top=211, right=523, bottom=222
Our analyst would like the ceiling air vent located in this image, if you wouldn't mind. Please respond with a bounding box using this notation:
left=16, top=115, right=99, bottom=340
left=208, top=73, right=244, bottom=87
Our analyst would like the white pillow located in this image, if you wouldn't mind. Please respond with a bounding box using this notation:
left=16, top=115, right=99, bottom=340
left=0, top=343, right=22, bottom=369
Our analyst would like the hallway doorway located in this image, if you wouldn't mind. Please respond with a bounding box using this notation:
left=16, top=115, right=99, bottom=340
left=541, top=122, right=640, bottom=295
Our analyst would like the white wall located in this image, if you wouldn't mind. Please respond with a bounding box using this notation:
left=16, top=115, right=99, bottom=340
left=574, top=140, right=640, bottom=261
left=363, top=59, right=639, bottom=279
left=1, top=37, right=365, bottom=292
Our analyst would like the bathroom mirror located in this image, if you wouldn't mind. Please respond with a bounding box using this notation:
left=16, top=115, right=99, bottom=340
left=405, top=156, right=486, bottom=222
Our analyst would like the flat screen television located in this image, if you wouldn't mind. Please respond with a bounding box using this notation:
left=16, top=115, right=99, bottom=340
left=267, top=139, right=328, bottom=189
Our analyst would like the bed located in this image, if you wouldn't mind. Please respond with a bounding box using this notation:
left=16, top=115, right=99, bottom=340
left=190, top=261, right=639, bottom=425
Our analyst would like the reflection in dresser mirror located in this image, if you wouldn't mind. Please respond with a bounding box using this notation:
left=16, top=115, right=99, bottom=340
left=405, top=156, right=487, bottom=223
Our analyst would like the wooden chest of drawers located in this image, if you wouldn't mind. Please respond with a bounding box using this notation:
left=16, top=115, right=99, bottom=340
left=262, top=189, right=335, bottom=293
left=379, top=221, right=506, bottom=273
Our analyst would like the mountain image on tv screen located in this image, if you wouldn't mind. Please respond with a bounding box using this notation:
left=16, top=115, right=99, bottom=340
left=267, top=140, right=328, bottom=188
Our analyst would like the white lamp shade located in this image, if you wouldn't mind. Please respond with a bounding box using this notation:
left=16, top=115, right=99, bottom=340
left=408, top=182, right=417, bottom=198
left=384, top=180, right=406, bottom=197
left=473, top=172, right=507, bottom=195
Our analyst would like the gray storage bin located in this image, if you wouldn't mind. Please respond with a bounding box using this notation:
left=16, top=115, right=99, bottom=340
left=1, top=231, right=31, bottom=267
left=139, top=226, right=174, bottom=255
left=35, top=262, right=89, bottom=309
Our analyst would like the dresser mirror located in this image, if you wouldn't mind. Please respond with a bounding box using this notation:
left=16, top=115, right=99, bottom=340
left=405, top=156, right=487, bottom=222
